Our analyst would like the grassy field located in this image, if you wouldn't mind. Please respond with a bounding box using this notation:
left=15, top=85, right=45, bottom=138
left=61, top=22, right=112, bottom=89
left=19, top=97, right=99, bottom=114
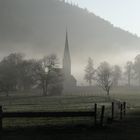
left=0, top=87, right=139, bottom=128
left=1, top=87, right=139, bottom=111
left=0, top=88, right=140, bottom=140
left=0, top=94, right=113, bottom=128
left=0, top=95, right=112, bottom=111
left=110, top=87, right=140, bottom=107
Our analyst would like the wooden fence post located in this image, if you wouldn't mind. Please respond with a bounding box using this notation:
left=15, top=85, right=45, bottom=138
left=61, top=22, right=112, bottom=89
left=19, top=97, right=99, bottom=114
left=112, top=102, right=114, bottom=121
left=123, top=102, right=126, bottom=116
left=120, top=104, right=123, bottom=120
left=94, top=103, right=97, bottom=125
left=100, top=105, right=105, bottom=126
left=0, top=106, right=2, bottom=131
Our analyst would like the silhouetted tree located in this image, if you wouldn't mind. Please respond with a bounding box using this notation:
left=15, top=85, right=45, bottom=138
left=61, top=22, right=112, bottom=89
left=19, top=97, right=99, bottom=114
left=0, top=53, right=24, bottom=96
left=17, top=59, right=37, bottom=91
left=124, top=61, right=134, bottom=87
left=0, top=53, right=63, bottom=96
left=84, top=57, right=95, bottom=86
left=42, top=54, right=59, bottom=95
left=32, top=60, right=47, bottom=95
left=47, top=68, right=63, bottom=96
left=96, top=62, right=113, bottom=96
left=33, top=54, right=61, bottom=96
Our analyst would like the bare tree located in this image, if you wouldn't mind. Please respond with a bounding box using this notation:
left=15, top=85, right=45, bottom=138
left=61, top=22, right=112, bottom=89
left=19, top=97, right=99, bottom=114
left=124, top=61, right=133, bottom=87
left=84, top=57, right=95, bottom=86
left=34, top=54, right=60, bottom=96
left=42, top=54, right=59, bottom=71
left=42, top=54, right=59, bottom=95
left=96, top=62, right=113, bottom=96
left=32, top=60, right=47, bottom=95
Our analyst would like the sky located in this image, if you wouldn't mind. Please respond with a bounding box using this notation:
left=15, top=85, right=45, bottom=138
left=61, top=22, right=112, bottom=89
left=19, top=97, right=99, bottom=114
left=70, top=0, right=140, bottom=37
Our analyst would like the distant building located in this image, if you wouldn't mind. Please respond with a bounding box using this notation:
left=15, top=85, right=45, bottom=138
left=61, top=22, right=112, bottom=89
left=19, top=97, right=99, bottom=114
left=48, top=31, right=77, bottom=96
left=62, top=31, right=77, bottom=94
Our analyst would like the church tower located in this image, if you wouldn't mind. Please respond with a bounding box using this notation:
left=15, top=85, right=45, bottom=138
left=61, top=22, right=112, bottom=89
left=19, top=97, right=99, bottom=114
left=63, top=31, right=71, bottom=77
left=62, top=31, right=77, bottom=94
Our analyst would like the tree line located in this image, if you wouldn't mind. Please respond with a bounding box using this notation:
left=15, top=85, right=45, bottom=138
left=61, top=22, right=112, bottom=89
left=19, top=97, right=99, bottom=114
left=84, top=54, right=140, bottom=95
left=0, top=53, right=63, bottom=96
left=1, top=52, right=140, bottom=97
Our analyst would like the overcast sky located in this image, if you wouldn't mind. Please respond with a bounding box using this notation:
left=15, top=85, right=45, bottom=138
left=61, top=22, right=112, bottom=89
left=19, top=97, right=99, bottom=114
left=70, top=0, right=140, bottom=36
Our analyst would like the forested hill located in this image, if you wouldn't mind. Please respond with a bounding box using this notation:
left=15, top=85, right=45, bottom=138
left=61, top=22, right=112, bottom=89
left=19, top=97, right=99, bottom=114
left=0, top=0, right=140, bottom=73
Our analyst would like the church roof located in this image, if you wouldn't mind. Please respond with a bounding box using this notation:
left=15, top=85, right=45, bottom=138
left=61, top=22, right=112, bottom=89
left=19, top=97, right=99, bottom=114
left=64, top=30, right=71, bottom=60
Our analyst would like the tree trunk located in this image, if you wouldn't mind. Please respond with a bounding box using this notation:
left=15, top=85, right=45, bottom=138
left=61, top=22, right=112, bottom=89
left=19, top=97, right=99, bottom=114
left=89, top=80, right=92, bottom=86
left=45, top=80, right=48, bottom=96
left=42, top=80, right=46, bottom=96
left=45, top=83, right=48, bottom=96
left=107, top=90, right=110, bottom=96
left=128, top=73, right=131, bottom=88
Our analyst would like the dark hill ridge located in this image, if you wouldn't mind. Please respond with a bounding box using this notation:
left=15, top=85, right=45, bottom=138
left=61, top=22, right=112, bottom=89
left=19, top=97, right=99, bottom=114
left=0, top=0, right=140, bottom=76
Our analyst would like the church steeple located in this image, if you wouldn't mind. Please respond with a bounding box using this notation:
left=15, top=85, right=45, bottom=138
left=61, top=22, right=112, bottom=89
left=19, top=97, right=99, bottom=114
left=63, top=31, right=71, bottom=77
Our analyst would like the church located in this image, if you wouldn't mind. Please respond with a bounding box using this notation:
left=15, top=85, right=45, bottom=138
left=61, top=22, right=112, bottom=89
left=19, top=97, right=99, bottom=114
left=48, top=31, right=77, bottom=95
left=62, top=31, right=77, bottom=94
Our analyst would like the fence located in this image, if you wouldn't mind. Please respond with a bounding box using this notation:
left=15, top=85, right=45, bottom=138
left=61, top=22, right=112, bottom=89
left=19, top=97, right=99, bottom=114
left=0, top=102, right=126, bottom=130
left=111, top=101, right=126, bottom=120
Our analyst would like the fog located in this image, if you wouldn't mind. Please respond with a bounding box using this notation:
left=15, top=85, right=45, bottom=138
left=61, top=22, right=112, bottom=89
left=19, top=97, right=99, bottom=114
left=1, top=0, right=140, bottom=84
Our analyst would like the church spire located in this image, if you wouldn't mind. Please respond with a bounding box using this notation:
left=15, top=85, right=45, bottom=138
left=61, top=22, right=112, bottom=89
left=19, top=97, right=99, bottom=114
left=63, top=30, right=71, bottom=76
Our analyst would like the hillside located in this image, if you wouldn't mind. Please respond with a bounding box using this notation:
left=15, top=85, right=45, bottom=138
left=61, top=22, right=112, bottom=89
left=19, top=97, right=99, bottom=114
left=0, top=0, right=140, bottom=81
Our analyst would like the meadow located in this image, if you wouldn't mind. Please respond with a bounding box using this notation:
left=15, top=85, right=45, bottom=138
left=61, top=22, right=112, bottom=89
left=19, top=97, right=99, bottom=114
left=0, top=86, right=139, bottom=129
left=0, top=87, right=140, bottom=140
left=0, top=93, right=111, bottom=128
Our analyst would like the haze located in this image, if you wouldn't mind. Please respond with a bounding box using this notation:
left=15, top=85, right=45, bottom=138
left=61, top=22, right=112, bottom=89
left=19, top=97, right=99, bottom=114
left=1, top=0, right=140, bottom=84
